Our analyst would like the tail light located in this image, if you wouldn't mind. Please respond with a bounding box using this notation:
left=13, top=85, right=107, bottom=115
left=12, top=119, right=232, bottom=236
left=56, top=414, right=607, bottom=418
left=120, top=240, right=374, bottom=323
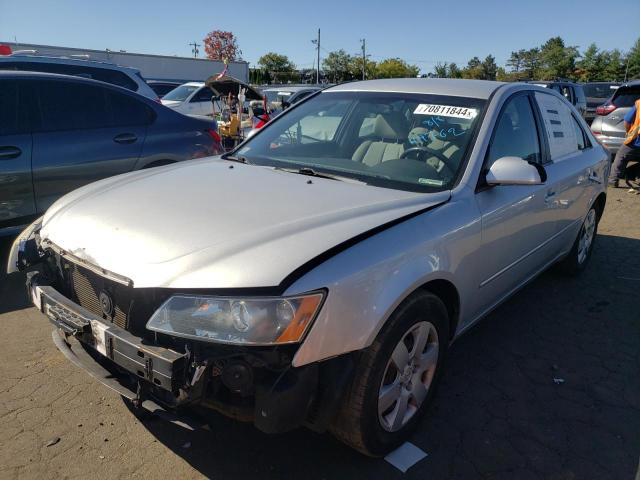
left=206, top=129, right=221, bottom=143
left=0, top=45, right=11, bottom=56
left=595, top=102, right=616, bottom=116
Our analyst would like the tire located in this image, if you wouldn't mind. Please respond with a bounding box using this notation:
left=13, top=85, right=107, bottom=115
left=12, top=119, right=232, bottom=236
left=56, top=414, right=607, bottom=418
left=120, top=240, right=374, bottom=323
left=557, top=205, right=598, bottom=276
left=330, top=291, right=449, bottom=456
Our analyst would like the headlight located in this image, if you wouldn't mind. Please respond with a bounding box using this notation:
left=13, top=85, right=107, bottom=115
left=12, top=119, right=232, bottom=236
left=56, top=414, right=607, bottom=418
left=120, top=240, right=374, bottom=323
left=146, top=292, right=324, bottom=345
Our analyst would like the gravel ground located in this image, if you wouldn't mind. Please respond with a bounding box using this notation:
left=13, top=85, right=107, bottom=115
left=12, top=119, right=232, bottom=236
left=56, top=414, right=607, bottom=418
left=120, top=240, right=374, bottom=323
left=0, top=187, right=639, bottom=480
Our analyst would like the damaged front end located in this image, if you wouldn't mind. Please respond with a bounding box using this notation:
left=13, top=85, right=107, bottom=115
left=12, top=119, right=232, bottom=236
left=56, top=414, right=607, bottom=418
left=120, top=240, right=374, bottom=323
left=9, top=226, right=354, bottom=435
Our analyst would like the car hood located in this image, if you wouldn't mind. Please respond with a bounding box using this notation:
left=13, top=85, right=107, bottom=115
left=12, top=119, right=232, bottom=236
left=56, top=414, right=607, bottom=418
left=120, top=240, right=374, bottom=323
left=40, top=158, right=450, bottom=289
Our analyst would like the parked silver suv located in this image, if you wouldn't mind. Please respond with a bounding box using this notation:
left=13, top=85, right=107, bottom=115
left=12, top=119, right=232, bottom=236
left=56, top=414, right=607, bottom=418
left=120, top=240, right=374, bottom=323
left=590, top=80, right=640, bottom=156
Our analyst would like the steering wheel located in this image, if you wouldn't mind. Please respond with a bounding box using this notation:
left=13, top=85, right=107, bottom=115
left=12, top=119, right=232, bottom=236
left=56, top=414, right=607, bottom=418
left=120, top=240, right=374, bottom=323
left=401, top=146, right=449, bottom=164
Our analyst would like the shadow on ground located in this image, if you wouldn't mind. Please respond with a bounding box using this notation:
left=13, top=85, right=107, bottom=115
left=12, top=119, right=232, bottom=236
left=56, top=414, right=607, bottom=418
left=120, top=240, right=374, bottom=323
left=0, top=236, right=31, bottom=315
left=117, top=233, right=640, bottom=480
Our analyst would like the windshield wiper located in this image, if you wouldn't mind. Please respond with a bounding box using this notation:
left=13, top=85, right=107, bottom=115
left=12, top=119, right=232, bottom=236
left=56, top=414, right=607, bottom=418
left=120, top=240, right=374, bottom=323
left=222, top=154, right=249, bottom=164
left=274, top=166, right=366, bottom=184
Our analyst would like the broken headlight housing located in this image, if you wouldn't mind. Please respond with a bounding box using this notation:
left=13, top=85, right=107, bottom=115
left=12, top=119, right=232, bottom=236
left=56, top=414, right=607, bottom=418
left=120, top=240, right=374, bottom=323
left=146, top=292, right=324, bottom=345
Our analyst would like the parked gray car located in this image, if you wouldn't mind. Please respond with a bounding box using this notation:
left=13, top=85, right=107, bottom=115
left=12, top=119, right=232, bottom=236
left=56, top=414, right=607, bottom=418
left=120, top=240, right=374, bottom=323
left=8, top=78, right=608, bottom=456
left=590, top=80, right=640, bottom=156
left=528, top=80, right=587, bottom=119
left=582, top=82, right=620, bottom=124
left=0, top=71, right=222, bottom=234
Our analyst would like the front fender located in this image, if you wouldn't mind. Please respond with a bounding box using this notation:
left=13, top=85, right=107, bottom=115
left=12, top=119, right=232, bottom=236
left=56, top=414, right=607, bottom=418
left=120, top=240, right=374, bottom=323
left=287, top=197, right=481, bottom=367
left=6, top=216, right=43, bottom=274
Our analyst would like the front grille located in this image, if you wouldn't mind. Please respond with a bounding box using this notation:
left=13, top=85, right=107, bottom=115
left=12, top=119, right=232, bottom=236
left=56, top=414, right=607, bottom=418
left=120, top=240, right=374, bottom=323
left=69, top=264, right=131, bottom=329
left=48, top=252, right=168, bottom=337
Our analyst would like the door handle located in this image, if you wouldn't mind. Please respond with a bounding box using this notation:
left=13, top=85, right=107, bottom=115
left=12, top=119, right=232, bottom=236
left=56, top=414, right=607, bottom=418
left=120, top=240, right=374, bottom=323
left=588, top=172, right=602, bottom=184
left=113, top=133, right=138, bottom=144
left=0, top=146, right=22, bottom=160
left=544, top=190, right=556, bottom=203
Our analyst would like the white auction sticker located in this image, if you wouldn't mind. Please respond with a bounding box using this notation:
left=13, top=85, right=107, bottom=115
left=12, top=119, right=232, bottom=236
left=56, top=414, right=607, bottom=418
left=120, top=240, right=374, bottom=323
left=414, top=104, right=478, bottom=119
left=90, top=320, right=109, bottom=356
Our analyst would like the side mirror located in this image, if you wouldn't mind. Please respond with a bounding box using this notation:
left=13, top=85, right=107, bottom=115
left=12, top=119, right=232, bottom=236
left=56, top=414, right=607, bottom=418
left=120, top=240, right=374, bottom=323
left=485, top=156, right=546, bottom=186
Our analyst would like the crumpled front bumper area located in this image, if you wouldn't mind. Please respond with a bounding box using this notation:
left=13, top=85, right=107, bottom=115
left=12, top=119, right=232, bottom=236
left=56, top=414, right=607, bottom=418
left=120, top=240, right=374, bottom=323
left=26, top=271, right=355, bottom=434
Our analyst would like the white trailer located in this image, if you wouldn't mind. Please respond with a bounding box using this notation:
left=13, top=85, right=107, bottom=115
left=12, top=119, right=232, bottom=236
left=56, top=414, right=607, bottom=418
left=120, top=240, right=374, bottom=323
left=2, top=42, right=249, bottom=83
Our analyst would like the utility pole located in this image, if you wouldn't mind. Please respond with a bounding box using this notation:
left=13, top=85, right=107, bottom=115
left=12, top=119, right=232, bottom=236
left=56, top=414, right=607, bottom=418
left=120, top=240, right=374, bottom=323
left=360, top=38, right=366, bottom=80
left=189, top=41, right=200, bottom=58
left=311, top=29, right=321, bottom=84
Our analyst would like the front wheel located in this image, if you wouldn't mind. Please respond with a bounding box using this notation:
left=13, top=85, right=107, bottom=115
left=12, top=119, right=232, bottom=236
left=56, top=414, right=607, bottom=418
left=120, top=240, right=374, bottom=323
left=330, top=291, right=449, bottom=456
left=557, top=206, right=598, bottom=275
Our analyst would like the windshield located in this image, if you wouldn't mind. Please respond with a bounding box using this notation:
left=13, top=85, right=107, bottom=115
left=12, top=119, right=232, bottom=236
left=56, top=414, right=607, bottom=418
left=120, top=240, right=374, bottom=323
left=583, top=83, right=618, bottom=99
left=163, top=84, right=199, bottom=102
left=236, top=91, right=485, bottom=192
left=264, top=90, right=292, bottom=102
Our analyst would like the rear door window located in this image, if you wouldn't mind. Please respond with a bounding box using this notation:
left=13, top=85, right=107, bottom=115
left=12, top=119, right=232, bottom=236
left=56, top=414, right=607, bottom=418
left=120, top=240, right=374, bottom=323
left=106, top=90, right=154, bottom=126
left=534, top=92, right=582, bottom=161
left=0, top=79, right=30, bottom=135
left=34, top=80, right=111, bottom=132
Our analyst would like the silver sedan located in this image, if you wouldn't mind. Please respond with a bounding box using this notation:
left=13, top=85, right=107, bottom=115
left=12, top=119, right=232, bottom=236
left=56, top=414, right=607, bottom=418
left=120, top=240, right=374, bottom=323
left=9, top=78, right=609, bottom=456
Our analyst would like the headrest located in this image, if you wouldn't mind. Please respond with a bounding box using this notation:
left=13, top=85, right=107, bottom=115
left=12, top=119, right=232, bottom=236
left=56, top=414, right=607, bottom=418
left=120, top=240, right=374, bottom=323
left=372, top=113, right=406, bottom=139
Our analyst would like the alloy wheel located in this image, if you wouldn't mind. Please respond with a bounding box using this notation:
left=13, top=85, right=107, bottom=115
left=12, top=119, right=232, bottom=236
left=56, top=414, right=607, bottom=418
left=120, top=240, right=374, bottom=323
left=378, top=321, right=439, bottom=432
left=577, top=209, right=596, bottom=265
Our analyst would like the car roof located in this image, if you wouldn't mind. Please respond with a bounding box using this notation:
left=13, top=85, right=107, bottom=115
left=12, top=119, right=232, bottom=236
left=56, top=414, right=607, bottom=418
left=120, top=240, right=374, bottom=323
left=181, top=82, right=205, bottom=87
left=0, top=54, right=140, bottom=73
left=324, top=78, right=505, bottom=99
left=262, top=86, right=320, bottom=93
left=0, top=70, right=152, bottom=98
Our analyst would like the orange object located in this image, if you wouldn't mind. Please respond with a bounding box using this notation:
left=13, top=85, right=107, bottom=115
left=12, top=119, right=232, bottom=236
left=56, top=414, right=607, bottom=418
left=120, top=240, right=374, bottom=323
left=276, top=295, right=322, bottom=343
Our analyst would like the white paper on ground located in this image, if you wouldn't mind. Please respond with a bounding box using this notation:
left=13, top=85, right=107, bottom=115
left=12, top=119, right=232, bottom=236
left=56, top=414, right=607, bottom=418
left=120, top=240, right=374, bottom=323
left=384, top=442, right=428, bottom=473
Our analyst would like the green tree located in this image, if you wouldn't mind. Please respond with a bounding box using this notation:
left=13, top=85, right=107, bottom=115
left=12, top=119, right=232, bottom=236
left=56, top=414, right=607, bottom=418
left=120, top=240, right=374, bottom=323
left=506, top=49, right=526, bottom=73
left=461, top=56, right=484, bottom=79
left=626, top=38, right=640, bottom=80
left=602, top=49, right=625, bottom=81
left=257, top=52, right=296, bottom=74
left=537, top=37, right=579, bottom=80
left=374, top=58, right=419, bottom=78
left=448, top=62, right=462, bottom=79
left=323, top=49, right=353, bottom=83
left=496, top=67, right=519, bottom=82
left=433, top=62, right=448, bottom=78
left=348, top=56, right=377, bottom=80
left=481, top=55, right=498, bottom=80
left=521, top=48, right=540, bottom=79
left=575, top=43, right=604, bottom=82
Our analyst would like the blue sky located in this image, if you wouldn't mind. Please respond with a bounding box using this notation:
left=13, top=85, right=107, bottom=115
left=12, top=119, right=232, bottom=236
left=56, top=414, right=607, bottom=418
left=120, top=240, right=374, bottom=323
left=2, top=0, right=638, bottom=73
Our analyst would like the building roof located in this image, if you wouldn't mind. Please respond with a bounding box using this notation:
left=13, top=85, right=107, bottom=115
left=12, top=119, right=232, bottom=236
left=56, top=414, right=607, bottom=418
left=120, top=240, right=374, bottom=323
left=325, top=78, right=506, bottom=99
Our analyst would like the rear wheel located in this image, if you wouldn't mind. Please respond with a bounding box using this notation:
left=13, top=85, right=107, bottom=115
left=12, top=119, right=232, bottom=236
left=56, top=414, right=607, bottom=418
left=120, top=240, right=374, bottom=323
left=557, top=206, right=598, bottom=275
left=330, top=291, right=449, bottom=456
